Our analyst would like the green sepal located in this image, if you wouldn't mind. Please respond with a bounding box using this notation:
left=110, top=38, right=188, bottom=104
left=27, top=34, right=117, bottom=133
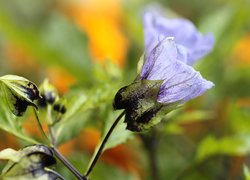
left=137, top=54, right=145, bottom=74
left=113, top=80, right=177, bottom=132
left=0, top=145, right=64, bottom=180
left=113, top=80, right=163, bottom=110
left=0, top=75, right=40, bottom=116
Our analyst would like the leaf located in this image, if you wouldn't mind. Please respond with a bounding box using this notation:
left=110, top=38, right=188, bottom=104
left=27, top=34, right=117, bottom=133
left=103, top=111, right=133, bottom=150
left=198, top=5, right=234, bottom=39
left=55, top=83, right=119, bottom=145
left=196, top=134, right=250, bottom=162
left=165, top=123, right=184, bottom=135
left=0, top=149, right=20, bottom=162
left=174, top=110, right=215, bottom=123
left=0, top=145, right=65, bottom=180
left=55, top=91, right=89, bottom=145
left=0, top=97, right=38, bottom=144
left=86, top=113, right=133, bottom=174
left=0, top=75, right=40, bottom=116
left=137, top=54, right=145, bottom=74
left=244, top=165, right=250, bottom=180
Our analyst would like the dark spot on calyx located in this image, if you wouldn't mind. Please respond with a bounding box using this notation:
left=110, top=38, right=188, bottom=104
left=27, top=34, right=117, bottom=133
left=14, top=97, right=28, bottom=116
left=137, top=105, right=163, bottom=124
left=23, top=82, right=40, bottom=101
left=9, top=90, right=28, bottom=116
left=113, top=85, right=128, bottom=110
left=37, top=94, right=47, bottom=108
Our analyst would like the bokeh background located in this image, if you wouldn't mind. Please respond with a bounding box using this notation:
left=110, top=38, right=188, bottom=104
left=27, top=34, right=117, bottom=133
left=0, top=0, right=250, bottom=179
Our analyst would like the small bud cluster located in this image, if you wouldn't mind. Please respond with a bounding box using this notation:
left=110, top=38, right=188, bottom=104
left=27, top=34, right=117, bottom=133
left=37, top=79, right=67, bottom=115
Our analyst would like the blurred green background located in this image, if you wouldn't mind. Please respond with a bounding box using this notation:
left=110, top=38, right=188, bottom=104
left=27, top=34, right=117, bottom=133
left=1, top=0, right=250, bottom=179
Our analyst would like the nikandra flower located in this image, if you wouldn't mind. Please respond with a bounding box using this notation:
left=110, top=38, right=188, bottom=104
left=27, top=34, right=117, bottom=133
left=114, top=38, right=214, bottom=132
left=144, top=11, right=215, bottom=65
left=141, top=37, right=214, bottom=104
left=113, top=12, right=215, bottom=132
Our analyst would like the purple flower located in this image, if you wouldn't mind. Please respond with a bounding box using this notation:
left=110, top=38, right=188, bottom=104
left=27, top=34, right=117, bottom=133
left=113, top=14, right=215, bottom=132
left=140, top=37, right=214, bottom=104
left=144, top=12, right=215, bottom=65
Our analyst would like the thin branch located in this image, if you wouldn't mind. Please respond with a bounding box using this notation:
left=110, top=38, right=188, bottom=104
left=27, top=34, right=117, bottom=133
left=47, top=106, right=86, bottom=179
left=47, top=105, right=57, bottom=146
left=33, top=108, right=50, bottom=145
left=84, top=111, right=125, bottom=177
left=141, top=129, right=160, bottom=180
left=52, top=147, right=87, bottom=180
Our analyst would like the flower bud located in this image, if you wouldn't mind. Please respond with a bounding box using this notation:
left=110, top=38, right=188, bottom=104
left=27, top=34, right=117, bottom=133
left=37, top=79, right=58, bottom=107
left=113, top=80, right=167, bottom=132
left=53, top=103, right=66, bottom=114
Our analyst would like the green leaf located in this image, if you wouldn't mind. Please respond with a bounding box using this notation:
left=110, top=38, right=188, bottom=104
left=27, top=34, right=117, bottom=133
left=55, top=91, right=89, bottom=145
left=196, top=134, right=250, bottom=162
left=165, top=123, right=184, bottom=135
left=137, top=54, right=145, bottom=74
left=174, top=110, right=215, bottom=123
left=244, top=165, right=250, bottom=180
left=198, top=5, right=234, bottom=39
left=0, top=75, right=40, bottom=116
left=0, top=97, right=37, bottom=144
left=55, top=83, right=119, bottom=145
left=0, top=148, right=20, bottom=162
left=103, top=111, right=133, bottom=150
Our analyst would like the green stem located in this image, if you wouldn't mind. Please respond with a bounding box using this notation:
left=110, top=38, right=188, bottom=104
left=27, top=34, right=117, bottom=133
left=47, top=105, right=57, bottom=146
left=84, top=111, right=125, bottom=177
left=46, top=106, right=86, bottom=179
left=141, top=129, right=160, bottom=180
left=52, top=147, right=87, bottom=180
left=33, top=108, right=50, bottom=145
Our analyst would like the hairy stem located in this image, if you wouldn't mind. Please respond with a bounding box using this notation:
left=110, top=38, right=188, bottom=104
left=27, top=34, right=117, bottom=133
left=84, top=111, right=125, bottom=177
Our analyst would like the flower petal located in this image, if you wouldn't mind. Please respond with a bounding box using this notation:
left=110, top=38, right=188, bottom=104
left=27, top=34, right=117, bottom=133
left=140, top=37, right=177, bottom=80
left=157, top=60, right=214, bottom=104
left=141, top=38, right=214, bottom=104
left=143, top=11, right=215, bottom=65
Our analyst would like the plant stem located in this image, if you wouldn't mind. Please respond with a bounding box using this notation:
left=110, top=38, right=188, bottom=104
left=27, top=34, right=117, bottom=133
left=47, top=105, right=57, bottom=146
left=141, top=129, right=160, bottom=180
left=52, top=147, right=87, bottom=180
left=46, top=106, right=86, bottom=179
left=84, top=111, right=125, bottom=177
left=33, top=108, right=50, bottom=145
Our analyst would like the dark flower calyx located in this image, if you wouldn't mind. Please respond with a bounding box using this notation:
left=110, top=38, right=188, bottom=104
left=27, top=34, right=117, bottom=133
left=53, top=103, right=66, bottom=114
left=0, top=75, right=41, bottom=116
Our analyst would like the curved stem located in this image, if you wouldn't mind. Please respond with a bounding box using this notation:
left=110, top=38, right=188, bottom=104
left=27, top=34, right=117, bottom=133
left=47, top=105, right=57, bottom=146
left=33, top=108, right=50, bottom=145
left=52, top=147, right=87, bottom=180
left=84, top=111, right=125, bottom=177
